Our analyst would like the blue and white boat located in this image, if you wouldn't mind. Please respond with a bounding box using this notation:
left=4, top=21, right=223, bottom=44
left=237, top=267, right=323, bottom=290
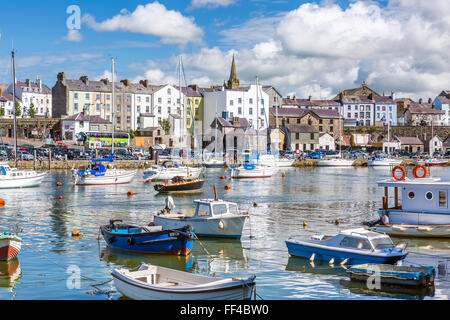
left=285, top=228, right=408, bottom=265
left=100, top=220, right=194, bottom=256
left=71, top=155, right=136, bottom=185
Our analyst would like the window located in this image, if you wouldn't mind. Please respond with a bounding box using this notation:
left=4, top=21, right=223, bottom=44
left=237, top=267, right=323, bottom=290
left=145, top=97, right=150, bottom=103
left=371, top=237, right=394, bottom=250
left=158, top=106, right=162, bottom=114
left=127, top=96, right=131, bottom=103
left=330, top=126, right=333, bottom=132
left=116, top=105, right=121, bottom=112
left=116, top=95, right=121, bottom=101
left=319, top=126, right=323, bottom=131
left=297, top=118, right=300, bottom=124
left=168, top=107, right=171, bottom=114
left=340, top=237, right=371, bottom=250
left=116, top=117, right=121, bottom=124
left=85, top=93, right=90, bottom=99
left=249, top=108, right=253, bottom=115
left=106, top=95, right=110, bottom=101
left=229, top=204, right=239, bottom=215
left=96, top=104, right=100, bottom=111
left=213, top=204, right=228, bottom=215
left=158, top=97, right=162, bottom=103
left=439, top=191, right=447, bottom=208
left=74, top=103, right=78, bottom=111
left=310, top=143, right=314, bottom=150
left=230, top=100, right=234, bottom=106
left=106, top=104, right=110, bottom=111
left=238, top=107, right=242, bottom=115
left=127, top=105, right=131, bottom=113
left=74, top=93, right=78, bottom=99
left=249, top=98, right=253, bottom=104
left=330, top=120, right=333, bottom=124
left=348, top=113, right=351, bottom=118
left=127, top=116, right=131, bottom=123
left=310, top=133, right=314, bottom=140
left=408, top=191, right=415, bottom=199
left=238, top=98, right=242, bottom=104
left=168, top=98, right=171, bottom=104
left=96, top=94, right=100, bottom=101
left=137, top=97, right=141, bottom=103
left=295, top=133, right=299, bottom=139
left=197, top=203, right=211, bottom=217
left=146, top=106, right=150, bottom=113
left=167, top=88, right=171, bottom=95
left=261, top=108, right=264, bottom=115
left=425, top=191, right=433, bottom=200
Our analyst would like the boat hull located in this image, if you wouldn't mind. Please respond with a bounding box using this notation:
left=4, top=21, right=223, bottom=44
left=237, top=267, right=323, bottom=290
left=154, top=215, right=247, bottom=239
left=144, top=168, right=202, bottom=181
left=75, top=170, right=136, bottom=185
left=154, top=180, right=205, bottom=193
left=316, top=160, right=355, bottom=167
left=372, top=224, right=450, bottom=238
left=230, top=166, right=277, bottom=179
left=0, top=238, right=21, bottom=261
left=100, top=226, right=194, bottom=256
left=111, top=270, right=255, bottom=300
left=368, top=159, right=403, bottom=167
left=0, top=172, right=46, bottom=189
left=285, top=240, right=406, bottom=265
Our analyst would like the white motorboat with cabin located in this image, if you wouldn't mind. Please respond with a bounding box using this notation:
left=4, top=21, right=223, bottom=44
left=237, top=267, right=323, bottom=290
left=257, top=154, right=294, bottom=167
left=368, top=155, right=402, bottom=167
left=230, top=162, right=277, bottom=178
left=316, top=158, right=355, bottom=167
left=143, top=161, right=203, bottom=181
left=0, top=162, right=46, bottom=189
left=153, top=188, right=248, bottom=238
left=368, top=165, right=450, bottom=237
left=111, top=263, right=256, bottom=300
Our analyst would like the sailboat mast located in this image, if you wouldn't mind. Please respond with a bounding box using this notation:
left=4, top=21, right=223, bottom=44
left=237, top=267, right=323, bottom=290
left=111, top=58, right=115, bottom=155
left=256, top=76, right=259, bottom=155
left=11, top=50, right=17, bottom=166
left=387, top=107, right=390, bottom=157
left=178, top=56, right=183, bottom=155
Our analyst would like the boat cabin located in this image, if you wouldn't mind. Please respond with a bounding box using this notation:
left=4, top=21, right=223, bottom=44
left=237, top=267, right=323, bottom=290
left=378, top=167, right=450, bottom=224
left=193, top=199, right=240, bottom=218
left=0, top=163, right=12, bottom=176
left=318, top=228, right=395, bottom=251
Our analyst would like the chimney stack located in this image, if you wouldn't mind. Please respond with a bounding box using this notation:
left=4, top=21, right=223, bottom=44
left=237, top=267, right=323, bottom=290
left=120, top=79, right=130, bottom=87
left=428, top=98, right=432, bottom=104
left=36, top=76, right=42, bottom=92
left=101, top=78, right=110, bottom=85
left=26, top=79, right=31, bottom=87
left=57, top=72, right=66, bottom=85
left=80, top=76, right=89, bottom=86
left=419, top=98, right=423, bottom=104
left=139, top=80, right=149, bottom=88
left=308, top=95, right=312, bottom=101
left=188, top=84, right=199, bottom=91
left=390, top=91, right=395, bottom=100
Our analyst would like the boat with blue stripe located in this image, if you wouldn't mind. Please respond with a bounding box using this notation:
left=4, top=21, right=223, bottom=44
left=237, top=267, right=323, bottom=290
left=100, top=220, right=194, bottom=256
left=286, top=228, right=408, bottom=265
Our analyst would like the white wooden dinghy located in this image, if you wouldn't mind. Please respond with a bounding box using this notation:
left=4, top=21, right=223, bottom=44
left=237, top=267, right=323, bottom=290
left=112, top=263, right=256, bottom=300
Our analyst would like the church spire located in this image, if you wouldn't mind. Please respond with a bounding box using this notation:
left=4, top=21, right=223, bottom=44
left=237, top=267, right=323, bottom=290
left=226, top=54, right=240, bottom=89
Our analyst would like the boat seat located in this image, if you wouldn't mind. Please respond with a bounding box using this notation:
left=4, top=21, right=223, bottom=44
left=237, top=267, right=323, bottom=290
left=158, top=282, right=179, bottom=287
left=142, top=226, right=163, bottom=233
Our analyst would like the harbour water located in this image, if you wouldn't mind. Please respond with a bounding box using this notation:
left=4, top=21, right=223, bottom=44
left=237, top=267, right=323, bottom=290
left=0, top=167, right=449, bottom=300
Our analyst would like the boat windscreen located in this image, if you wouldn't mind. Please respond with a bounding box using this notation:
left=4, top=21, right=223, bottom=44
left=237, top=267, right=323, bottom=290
left=228, top=203, right=239, bottom=215
left=371, top=237, right=394, bottom=250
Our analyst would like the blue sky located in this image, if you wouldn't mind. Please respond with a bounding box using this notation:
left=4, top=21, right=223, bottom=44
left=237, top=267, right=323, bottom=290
left=0, top=0, right=449, bottom=100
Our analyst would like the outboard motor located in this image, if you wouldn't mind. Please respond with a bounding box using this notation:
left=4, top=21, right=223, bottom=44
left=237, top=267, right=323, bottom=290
left=165, top=196, right=175, bottom=213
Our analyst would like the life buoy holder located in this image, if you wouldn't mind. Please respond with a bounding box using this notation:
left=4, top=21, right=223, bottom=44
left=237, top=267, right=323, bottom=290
left=392, top=166, right=406, bottom=181
left=413, top=165, right=428, bottom=179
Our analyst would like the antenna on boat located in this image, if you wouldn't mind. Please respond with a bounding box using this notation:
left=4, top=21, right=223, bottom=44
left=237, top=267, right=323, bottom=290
left=213, top=184, right=218, bottom=201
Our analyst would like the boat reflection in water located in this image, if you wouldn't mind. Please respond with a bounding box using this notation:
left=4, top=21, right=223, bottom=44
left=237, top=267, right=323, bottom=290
left=0, top=258, right=22, bottom=292
left=339, top=278, right=435, bottom=300
left=189, top=238, right=249, bottom=275
left=285, top=257, right=347, bottom=278
left=100, top=247, right=194, bottom=272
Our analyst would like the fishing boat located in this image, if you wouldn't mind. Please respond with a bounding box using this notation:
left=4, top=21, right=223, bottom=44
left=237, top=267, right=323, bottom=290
left=111, top=263, right=256, bottom=300
left=143, top=162, right=203, bottom=182
left=285, top=228, right=408, bottom=265
left=153, top=188, right=248, bottom=238
left=0, top=232, right=22, bottom=261
left=0, top=162, right=46, bottom=189
left=100, top=220, right=194, bottom=256
left=71, top=155, right=136, bottom=185
left=347, top=264, right=436, bottom=287
left=368, top=156, right=402, bottom=167
left=368, top=165, right=450, bottom=237
left=154, top=177, right=205, bottom=194
left=230, top=162, right=277, bottom=179
left=415, top=158, right=448, bottom=166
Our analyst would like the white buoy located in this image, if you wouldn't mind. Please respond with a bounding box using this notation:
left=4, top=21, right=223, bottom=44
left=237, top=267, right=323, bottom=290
left=329, top=258, right=335, bottom=265
left=310, top=253, right=315, bottom=262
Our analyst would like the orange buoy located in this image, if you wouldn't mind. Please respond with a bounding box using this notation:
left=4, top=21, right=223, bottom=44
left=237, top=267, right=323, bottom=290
left=281, top=173, right=286, bottom=178
left=0, top=198, right=5, bottom=207
left=72, top=229, right=81, bottom=237
left=56, top=182, right=62, bottom=186
left=392, top=166, right=406, bottom=181
left=127, top=190, right=134, bottom=197
left=224, top=184, right=231, bottom=190
left=413, top=165, right=428, bottom=179
left=146, top=179, right=152, bottom=184
left=220, top=176, right=226, bottom=180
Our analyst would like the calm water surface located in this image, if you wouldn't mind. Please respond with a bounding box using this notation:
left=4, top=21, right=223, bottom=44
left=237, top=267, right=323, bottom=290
left=0, top=166, right=449, bottom=300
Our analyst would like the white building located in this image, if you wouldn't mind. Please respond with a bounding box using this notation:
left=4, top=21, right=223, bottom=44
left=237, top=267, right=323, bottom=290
left=318, top=133, right=335, bottom=151
left=17, top=77, right=52, bottom=118
left=62, top=112, right=90, bottom=141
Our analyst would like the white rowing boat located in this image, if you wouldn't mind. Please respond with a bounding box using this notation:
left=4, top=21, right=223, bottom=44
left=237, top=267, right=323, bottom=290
left=112, top=263, right=256, bottom=300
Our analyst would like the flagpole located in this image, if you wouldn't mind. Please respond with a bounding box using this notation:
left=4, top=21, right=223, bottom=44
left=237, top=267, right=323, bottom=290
left=11, top=50, right=17, bottom=166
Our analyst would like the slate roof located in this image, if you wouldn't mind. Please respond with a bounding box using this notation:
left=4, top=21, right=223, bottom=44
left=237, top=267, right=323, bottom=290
left=397, top=136, right=424, bottom=145
left=17, top=81, right=51, bottom=94
left=215, top=117, right=250, bottom=129
left=269, top=107, right=341, bottom=119
left=63, top=112, right=90, bottom=121
left=406, top=102, right=444, bottom=114
left=89, top=115, right=110, bottom=124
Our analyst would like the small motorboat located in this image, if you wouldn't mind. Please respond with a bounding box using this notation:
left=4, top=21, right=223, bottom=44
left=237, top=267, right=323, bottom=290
left=368, top=156, right=402, bottom=167
left=111, top=263, right=256, bottom=300
left=0, top=162, right=46, bottom=189
left=316, top=158, right=355, bottom=167
left=71, top=155, right=136, bottom=185
left=0, top=232, right=22, bottom=261
left=100, top=220, right=194, bottom=256
left=154, top=176, right=205, bottom=194
left=153, top=187, right=248, bottom=239
left=285, top=228, right=408, bottom=265
left=347, top=264, right=436, bottom=287
left=415, top=158, right=448, bottom=166
left=143, top=161, right=203, bottom=182
left=230, top=162, right=277, bottom=179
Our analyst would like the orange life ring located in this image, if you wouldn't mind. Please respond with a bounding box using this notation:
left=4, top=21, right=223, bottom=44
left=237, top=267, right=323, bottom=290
left=413, top=165, right=428, bottom=179
left=392, top=166, right=406, bottom=181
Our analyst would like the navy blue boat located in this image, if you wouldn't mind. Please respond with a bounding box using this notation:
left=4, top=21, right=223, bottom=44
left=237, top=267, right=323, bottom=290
left=100, top=220, right=194, bottom=256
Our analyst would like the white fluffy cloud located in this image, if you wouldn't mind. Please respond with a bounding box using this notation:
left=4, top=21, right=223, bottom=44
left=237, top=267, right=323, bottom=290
left=64, top=29, right=82, bottom=42
left=190, top=0, right=236, bottom=9
left=83, top=2, right=204, bottom=45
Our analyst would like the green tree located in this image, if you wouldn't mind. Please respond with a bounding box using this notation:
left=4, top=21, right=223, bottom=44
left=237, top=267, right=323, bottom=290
left=129, top=129, right=135, bottom=139
left=0, top=107, right=5, bottom=117
left=28, top=103, right=36, bottom=118
left=14, top=102, right=21, bottom=117
left=135, top=129, right=141, bottom=137
left=159, top=118, right=171, bottom=135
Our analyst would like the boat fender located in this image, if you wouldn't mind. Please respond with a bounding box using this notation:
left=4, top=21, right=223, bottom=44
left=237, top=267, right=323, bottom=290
left=108, top=236, right=115, bottom=244
left=218, top=220, right=227, bottom=230
left=381, top=213, right=390, bottom=225
left=127, top=237, right=134, bottom=245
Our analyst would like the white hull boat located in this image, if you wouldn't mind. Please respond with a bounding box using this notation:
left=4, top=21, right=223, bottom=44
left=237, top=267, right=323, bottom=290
left=415, top=159, right=448, bottom=166
left=143, top=166, right=203, bottom=181
left=373, top=224, right=450, bottom=238
left=258, top=155, right=294, bottom=167
left=368, top=158, right=403, bottom=167
left=154, top=195, right=248, bottom=238
left=73, top=169, right=136, bottom=186
left=230, top=164, right=277, bottom=179
left=112, top=263, right=256, bottom=300
left=316, top=159, right=355, bottom=167
left=0, top=162, right=46, bottom=189
left=202, top=158, right=226, bottom=168
left=0, top=233, right=22, bottom=261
